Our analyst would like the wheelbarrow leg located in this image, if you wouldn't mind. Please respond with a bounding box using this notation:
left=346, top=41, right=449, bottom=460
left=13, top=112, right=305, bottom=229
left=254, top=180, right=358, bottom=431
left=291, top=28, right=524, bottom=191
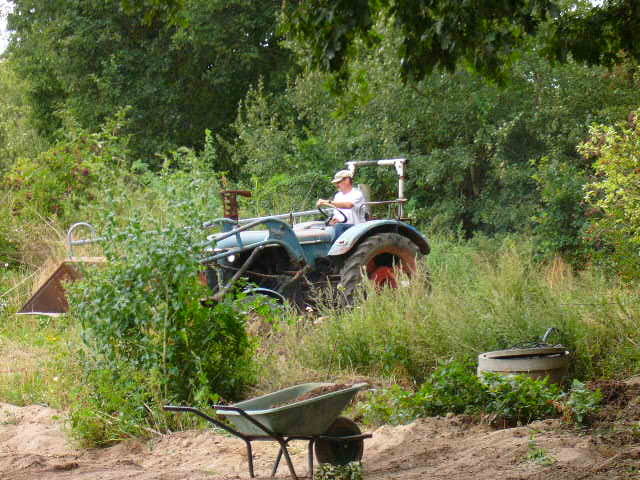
left=271, top=446, right=283, bottom=477
left=276, top=440, right=298, bottom=480
left=245, top=440, right=255, bottom=478
left=307, top=439, right=315, bottom=478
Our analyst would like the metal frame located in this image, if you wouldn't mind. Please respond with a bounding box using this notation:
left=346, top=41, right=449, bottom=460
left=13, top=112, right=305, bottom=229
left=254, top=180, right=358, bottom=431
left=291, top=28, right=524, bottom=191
left=163, top=405, right=371, bottom=480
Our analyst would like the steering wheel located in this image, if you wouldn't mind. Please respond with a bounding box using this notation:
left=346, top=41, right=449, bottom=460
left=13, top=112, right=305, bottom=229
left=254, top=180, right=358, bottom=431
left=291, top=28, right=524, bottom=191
left=318, top=204, right=347, bottom=226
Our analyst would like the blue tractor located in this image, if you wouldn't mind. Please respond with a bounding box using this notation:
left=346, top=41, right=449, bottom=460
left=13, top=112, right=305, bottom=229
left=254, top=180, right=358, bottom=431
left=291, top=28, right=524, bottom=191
left=202, top=158, right=430, bottom=307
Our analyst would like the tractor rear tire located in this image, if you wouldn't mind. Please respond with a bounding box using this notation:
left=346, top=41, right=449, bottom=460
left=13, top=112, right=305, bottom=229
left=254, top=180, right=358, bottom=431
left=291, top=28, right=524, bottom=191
left=338, top=232, right=421, bottom=305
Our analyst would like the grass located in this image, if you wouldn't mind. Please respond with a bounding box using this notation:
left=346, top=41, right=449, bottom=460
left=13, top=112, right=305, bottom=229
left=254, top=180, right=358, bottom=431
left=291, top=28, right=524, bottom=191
left=257, top=235, right=640, bottom=390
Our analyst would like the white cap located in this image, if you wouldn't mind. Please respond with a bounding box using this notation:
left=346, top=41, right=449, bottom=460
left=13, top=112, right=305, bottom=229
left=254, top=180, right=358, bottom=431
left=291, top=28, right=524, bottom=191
left=331, top=169, right=353, bottom=183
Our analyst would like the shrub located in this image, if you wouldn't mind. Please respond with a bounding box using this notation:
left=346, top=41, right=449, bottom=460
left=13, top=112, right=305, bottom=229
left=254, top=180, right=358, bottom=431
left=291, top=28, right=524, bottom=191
left=67, top=222, right=256, bottom=444
left=482, top=373, right=561, bottom=425
left=314, top=462, right=363, bottom=480
left=3, top=110, right=131, bottom=221
left=562, top=379, right=603, bottom=425
left=416, top=361, right=489, bottom=417
left=356, top=361, right=601, bottom=427
left=582, top=110, right=640, bottom=279
left=0, top=228, right=19, bottom=268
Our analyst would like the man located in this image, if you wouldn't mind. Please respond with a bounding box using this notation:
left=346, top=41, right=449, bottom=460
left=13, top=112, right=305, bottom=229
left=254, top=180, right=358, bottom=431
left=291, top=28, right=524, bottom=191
left=316, top=169, right=366, bottom=225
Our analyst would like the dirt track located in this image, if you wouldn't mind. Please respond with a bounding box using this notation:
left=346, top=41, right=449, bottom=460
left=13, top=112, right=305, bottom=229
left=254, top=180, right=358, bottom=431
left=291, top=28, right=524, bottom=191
left=1, top=401, right=639, bottom=480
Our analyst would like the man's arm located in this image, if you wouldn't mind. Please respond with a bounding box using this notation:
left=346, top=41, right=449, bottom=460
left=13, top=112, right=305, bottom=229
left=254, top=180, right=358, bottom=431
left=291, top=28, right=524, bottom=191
left=316, top=198, right=354, bottom=208
left=329, top=200, right=354, bottom=208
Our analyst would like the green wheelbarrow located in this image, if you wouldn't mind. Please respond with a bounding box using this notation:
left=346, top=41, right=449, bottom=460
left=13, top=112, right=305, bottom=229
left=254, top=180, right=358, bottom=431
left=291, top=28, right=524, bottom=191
left=164, top=382, right=371, bottom=479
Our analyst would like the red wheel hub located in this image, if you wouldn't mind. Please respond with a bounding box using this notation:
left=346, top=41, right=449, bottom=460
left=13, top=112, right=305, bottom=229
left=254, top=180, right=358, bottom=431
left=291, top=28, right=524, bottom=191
left=368, top=265, right=398, bottom=289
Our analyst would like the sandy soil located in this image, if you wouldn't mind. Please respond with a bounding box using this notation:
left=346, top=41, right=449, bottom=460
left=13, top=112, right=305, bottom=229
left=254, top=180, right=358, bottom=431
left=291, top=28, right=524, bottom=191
left=1, top=385, right=639, bottom=480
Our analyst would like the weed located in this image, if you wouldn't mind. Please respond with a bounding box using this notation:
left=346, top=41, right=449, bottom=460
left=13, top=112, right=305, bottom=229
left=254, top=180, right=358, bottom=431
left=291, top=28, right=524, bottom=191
left=314, top=462, right=362, bottom=480
left=563, top=380, right=603, bottom=426
left=526, top=433, right=556, bottom=466
left=65, top=221, right=257, bottom=445
left=482, top=373, right=561, bottom=425
left=353, top=360, right=602, bottom=428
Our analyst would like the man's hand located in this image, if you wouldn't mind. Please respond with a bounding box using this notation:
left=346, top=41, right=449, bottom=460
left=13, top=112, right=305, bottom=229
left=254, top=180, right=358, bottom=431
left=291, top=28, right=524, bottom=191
left=316, top=199, right=332, bottom=207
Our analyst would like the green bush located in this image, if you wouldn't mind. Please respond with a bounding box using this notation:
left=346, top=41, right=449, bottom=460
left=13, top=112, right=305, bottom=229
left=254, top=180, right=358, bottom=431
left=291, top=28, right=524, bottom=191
left=0, top=228, right=19, bottom=268
left=416, top=361, right=489, bottom=416
left=564, top=379, right=603, bottom=425
left=67, top=223, right=256, bottom=444
left=314, top=462, right=362, bottom=480
left=356, top=361, right=600, bottom=427
left=482, top=373, right=561, bottom=424
left=3, top=110, right=132, bottom=221
left=582, top=111, right=640, bottom=279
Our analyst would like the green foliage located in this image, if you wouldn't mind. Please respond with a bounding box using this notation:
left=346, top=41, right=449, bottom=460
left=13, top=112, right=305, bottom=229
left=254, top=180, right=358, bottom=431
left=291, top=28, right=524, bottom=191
left=228, top=25, right=638, bottom=248
left=582, top=111, right=640, bottom=279
left=564, top=379, right=602, bottom=425
left=526, top=434, right=556, bottom=465
left=482, top=373, right=561, bottom=424
left=0, top=60, right=48, bottom=175
left=358, top=361, right=561, bottom=426
left=66, top=222, right=255, bottom=444
left=356, top=384, right=427, bottom=426
left=284, top=0, right=640, bottom=82
left=415, top=361, right=488, bottom=415
left=286, top=235, right=640, bottom=386
left=84, top=132, right=224, bottom=230
left=531, top=156, right=589, bottom=262
left=68, top=365, right=157, bottom=444
left=545, top=2, right=640, bottom=69
left=314, top=462, right=363, bottom=480
left=355, top=361, right=601, bottom=428
left=7, top=0, right=293, bottom=159
left=357, top=361, right=487, bottom=425
left=282, top=0, right=555, bottom=81
left=0, top=227, right=19, bottom=268
left=68, top=224, right=255, bottom=402
left=3, top=110, right=131, bottom=221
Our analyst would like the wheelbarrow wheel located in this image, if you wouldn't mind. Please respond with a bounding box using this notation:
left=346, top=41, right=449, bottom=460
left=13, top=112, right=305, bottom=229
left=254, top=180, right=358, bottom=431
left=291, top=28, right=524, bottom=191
left=315, top=417, right=364, bottom=466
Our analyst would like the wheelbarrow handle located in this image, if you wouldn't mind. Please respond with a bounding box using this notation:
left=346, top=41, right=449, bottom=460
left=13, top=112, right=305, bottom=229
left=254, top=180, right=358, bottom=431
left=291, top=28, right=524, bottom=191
left=163, top=405, right=250, bottom=439
left=213, top=405, right=279, bottom=438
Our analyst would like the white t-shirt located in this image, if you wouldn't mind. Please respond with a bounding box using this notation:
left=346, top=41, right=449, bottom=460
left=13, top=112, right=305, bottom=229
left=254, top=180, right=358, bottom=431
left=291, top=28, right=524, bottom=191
left=332, top=188, right=366, bottom=224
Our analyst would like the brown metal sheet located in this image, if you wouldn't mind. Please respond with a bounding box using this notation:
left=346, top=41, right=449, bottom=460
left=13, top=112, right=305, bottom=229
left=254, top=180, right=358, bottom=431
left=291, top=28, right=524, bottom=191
left=18, top=257, right=106, bottom=316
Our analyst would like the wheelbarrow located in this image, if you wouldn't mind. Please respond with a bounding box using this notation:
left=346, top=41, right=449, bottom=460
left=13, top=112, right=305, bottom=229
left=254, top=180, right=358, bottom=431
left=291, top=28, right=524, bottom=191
left=164, top=382, right=371, bottom=479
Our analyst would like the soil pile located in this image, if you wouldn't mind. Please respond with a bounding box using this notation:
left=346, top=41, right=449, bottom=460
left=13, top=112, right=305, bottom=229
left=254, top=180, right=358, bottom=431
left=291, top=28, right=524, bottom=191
left=270, top=383, right=354, bottom=409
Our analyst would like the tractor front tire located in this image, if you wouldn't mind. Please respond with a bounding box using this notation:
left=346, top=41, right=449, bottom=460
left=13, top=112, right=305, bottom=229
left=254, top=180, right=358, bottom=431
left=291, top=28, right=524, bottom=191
left=338, top=232, right=421, bottom=305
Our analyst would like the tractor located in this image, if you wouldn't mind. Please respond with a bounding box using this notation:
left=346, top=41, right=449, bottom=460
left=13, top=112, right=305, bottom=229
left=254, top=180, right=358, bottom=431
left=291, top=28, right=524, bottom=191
left=199, top=158, right=429, bottom=307
left=19, top=158, right=429, bottom=315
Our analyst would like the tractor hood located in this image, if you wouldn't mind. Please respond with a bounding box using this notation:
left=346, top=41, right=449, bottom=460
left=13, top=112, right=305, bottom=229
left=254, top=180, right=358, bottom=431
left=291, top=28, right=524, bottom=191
left=213, top=230, right=269, bottom=250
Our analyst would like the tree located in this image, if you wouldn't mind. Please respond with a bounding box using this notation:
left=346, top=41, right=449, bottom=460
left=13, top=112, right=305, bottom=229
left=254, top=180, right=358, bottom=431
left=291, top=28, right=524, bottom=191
left=6, top=0, right=294, bottom=162
left=228, top=21, right=639, bottom=246
left=282, top=0, right=640, bottom=81
left=582, top=111, right=640, bottom=279
left=0, top=60, right=47, bottom=175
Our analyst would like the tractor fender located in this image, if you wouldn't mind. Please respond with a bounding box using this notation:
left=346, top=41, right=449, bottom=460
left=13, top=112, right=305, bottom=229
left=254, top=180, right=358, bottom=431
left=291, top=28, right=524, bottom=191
left=328, top=220, right=430, bottom=256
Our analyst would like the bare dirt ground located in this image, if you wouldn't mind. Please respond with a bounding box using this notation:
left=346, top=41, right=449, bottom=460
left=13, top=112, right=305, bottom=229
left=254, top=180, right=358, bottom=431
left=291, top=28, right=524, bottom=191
left=2, top=380, right=640, bottom=480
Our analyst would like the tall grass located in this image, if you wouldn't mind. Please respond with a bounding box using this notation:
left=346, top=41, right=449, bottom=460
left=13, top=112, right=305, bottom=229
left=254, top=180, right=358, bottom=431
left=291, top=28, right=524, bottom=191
left=266, top=235, right=640, bottom=386
left=3, top=225, right=640, bottom=445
